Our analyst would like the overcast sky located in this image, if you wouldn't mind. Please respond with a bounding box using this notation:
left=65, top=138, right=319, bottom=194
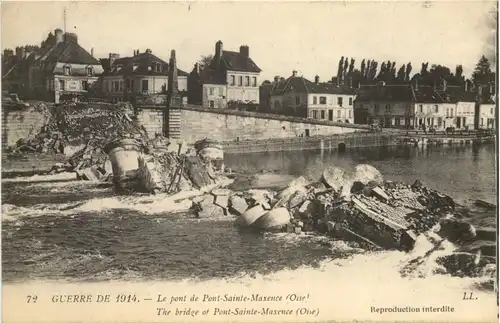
left=1, top=1, right=497, bottom=81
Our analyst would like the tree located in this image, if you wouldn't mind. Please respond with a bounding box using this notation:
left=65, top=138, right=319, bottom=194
left=348, top=58, right=355, bottom=74
left=360, top=59, right=366, bottom=77
left=472, top=55, right=494, bottom=85
left=405, top=62, right=412, bottom=82
left=337, top=56, right=344, bottom=83
left=397, top=64, right=406, bottom=82
left=199, top=55, right=213, bottom=68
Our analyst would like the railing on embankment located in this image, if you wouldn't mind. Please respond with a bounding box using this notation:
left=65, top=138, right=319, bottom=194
left=393, top=132, right=496, bottom=147
left=220, top=132, right=397, bottom=154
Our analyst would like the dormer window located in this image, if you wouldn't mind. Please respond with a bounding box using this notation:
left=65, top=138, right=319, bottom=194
left=86, top=66, right=93, bottom=76
left=63, top=65, right=71, bottom=75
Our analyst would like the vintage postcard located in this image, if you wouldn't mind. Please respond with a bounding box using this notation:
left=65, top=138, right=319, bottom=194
left=1, top=1, right=498, bottom=322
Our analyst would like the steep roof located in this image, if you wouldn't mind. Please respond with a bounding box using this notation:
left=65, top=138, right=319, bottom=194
left=198, top=67, right=226, bottom=85
left=270, top=75, right=356, bottom=96
left=39, top=41, right=100, bottom=65
left=212, top=50, right=261, bottom=73
left=356, top=84, right=483, bottom=104
left=102, top=51, right=188, bottom=77
left=356, top=84, right=415, bottom=102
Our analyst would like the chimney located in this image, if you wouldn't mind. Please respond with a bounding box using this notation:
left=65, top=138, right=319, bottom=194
left=478, top=86, right=483, bottom=96
left=195, top=63, right=200, bottom=74
left=414, top=78, right=419, bottom=91
left=239, top=45, right=249, bottom=58
left=145, top=48, right=152, bottom=54
left=91, top=48, right=94, bottom=57
left=349, top=77, right=353, bottom=88
left=314, top=75, right=319, bottom=84
left=215, top=40, right=223, bottom=57
left=465, top=80, right=469, bottom=92
left=54, top=28, right=64, bottom=44
left=442, top=79, right=447, bottom=91
left=109, top=53, right=120, bottom=66
left=489, top=82, right=494, bottom=95
left=292, top=70, right=297, bottom=77
left=336, top=76, right=340, bottom=87
left=274, top=76, right=280, bottom=83
left=64, top=32, right=78, bottom=44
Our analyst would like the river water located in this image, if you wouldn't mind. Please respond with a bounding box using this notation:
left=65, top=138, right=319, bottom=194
left=1, top=144, right=497, bottom=321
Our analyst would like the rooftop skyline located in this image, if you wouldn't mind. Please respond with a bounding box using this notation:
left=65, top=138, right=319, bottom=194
left=1, top=1, right=497, bottom=82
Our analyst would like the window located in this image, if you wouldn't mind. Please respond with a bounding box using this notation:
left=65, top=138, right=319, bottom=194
left=296, top=96, right=300, bottom=105
left=252, top=77, right=257, bottom=87
left=349, top=98, right=353, bottom=106
left=238, top=76, right=243, bottom=86
left=313, top=110, right=318, bottom=119
left=218, top=87, right=223, bottom=95
left=321, top=110, right=325, bottom=119
left=59, top=80, right=65, bottom=90
left=481, top=118, right=484, bottom=126
left=419, top=104, right=423, bottom=113
left=491, top=108, right=493, bottom=115
left=63, top=66, right=71, bottom=75
left=131, top=80, right=135, bottom=92
left=337, top=110, right=341, bottom=118
left=86, top=67, right=93, bottom=76
left=209, top=87, right=214, bottom=95
left=446, top=108, right=449, bottom=117
left=142, top=80, right=149, bottom=92
left=319, top=96, right=327, bottom=104
left=337, top=97, right=343, bottom=107
left=114, top=81, right=119, bottom=92
left=82, top=80, right=88, bottom=91
left=245, top=76, right=250, bottom=86
left=450, top=108, right=454, bottom=117
left=230, top=75, right=236, bottom=86
left=349, top=110, right=352, bottom=118
left=313, top=96, right=317, bottom=104
left=374, top=104, right=380, bottom=114
left=209, top=100, right=215, bottom=108
left=119, top=81, right=123, bottom=92
left=385, top=104, right=390, bottom=113
left=434, top=105, right=439, bottom=113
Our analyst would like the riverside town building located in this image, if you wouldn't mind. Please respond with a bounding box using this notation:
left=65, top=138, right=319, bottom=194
left=2, top=28, right=103, bottom=104
left=100, top=49, right=188, bottom=105
left=187, top=41, right=262, bottom=109
left=266, top=72, right=356, bottom=123
left=1, top=26, right=496, bottom=130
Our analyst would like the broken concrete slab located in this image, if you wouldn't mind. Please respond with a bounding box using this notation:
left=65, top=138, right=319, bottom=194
left=215, top=194, right=229, bottom=209
left=229, top=195, right=248, bottom=215
left=197, top=203, right=225, bottom=218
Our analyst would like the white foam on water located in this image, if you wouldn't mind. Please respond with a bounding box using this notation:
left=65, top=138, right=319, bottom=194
left=2, top=172, right=78, bottom=183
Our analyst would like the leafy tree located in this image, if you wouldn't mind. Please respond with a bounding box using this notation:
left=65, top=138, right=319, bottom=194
left=472, top=55, right=494, bottom=85
left=397, top=64, right=406, bottom=82
left=360, top=59, right=366, bottom=77
left=337, top=56, right=344, bottom=83
left=199, top=55, right=213, bottom=68
left=405, top=62, right=412, bottom=82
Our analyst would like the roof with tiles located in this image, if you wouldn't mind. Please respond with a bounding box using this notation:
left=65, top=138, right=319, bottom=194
left=270, top=74, right=356, bottom=96
left=101, top=51, right=188, bottom=77
left=210, top=50, right=261, bottom=73
left=39, top=40, right=100, bottom=65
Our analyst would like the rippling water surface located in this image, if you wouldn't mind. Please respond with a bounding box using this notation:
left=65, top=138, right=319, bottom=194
left=2, top=145, right=497, bottom=291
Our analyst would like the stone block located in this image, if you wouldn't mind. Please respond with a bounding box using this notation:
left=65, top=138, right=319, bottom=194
left=215, top=194, right=229, bottom=209
left=197, top=204, right=225, bottom=218
left=229, top=195, right=248, bottom=215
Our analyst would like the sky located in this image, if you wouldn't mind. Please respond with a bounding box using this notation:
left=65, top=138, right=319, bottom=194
left=1, top=1, right=497, bottom=82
